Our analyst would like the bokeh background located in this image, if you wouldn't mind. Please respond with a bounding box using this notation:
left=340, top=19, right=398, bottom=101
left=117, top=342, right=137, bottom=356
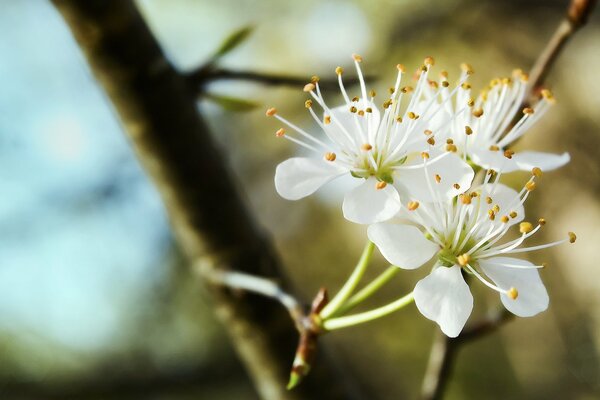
left=1, top=0, right=599, bottom=398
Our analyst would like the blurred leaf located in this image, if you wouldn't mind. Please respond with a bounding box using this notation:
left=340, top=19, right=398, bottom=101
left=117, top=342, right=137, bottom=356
left=205, top=93, right=260, bottom=112
left=213, top=26, right=254, bottom=59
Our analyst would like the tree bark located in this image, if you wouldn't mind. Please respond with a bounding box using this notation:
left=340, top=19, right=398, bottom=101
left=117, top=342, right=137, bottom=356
left=50, top=1, right=356, bottom=399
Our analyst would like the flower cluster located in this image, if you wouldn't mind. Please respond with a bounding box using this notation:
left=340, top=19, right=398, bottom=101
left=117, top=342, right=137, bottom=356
left=267, top=55, right=575, bottom=337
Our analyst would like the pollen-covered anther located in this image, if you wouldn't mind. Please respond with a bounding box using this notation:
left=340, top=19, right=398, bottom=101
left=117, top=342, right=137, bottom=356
left=460, top=63, right=474, bottom=75
left=435, top=174, right=441, bottom=183
left=352, top=96, right=359, bottom=102
left=352, top=53, right=363, bottom=62
left=358, top=110, right=365, bottom=116
left=541, top=89, right=556, bottom=103
left=488, top=210, right=496, bottom=220
left=424, top=56, right=435, bottom=66
left=446, top=144, right=458, bottom=152
left=473, top=108, right=484, bottom=118
left=396, top=116, right=403, bottom=123
left=304, top=99, right=313, bottom=108
left=467, top=98, right=475, bottom=107
left=303, top=83, right=315, bottom=92
left=525, top=181, right=536, bottom=191
left=383, top=100, right=393, bottom=109
left=486, top=196, right=493, bottom=204
left=389, top=87, right=395, bottom=94
left=519, top=222, right=534, bottom=234
left=538, top=218, right=546, bottom=226
left=265, top=107, right=277, bottom=117
left=465, top=126, right=473, bottom=135
left=489, top=145, right=499, bottom=151
left=441, top=81, right=450, bottom=88
left=460, top=194, right=472, bottom=204
left=361, top=143, right=373, bottom=151
left=335, top=66, right=344, bottom=75
left=421, top=152, right=430, bottom=159
left=453, top=183, right=460, bottom=190
left=376, top=181, right=387, bottom=190
left=324, top=152, right=336, bottom=161
left=457, top=253, right=470, bottom=266
left=501, top=216, right=509, bottom=223
left=275, top=128, right=285, bottom=137
left=369, top=90, right=376, bottom=98
left=504, top=150, right=515, bottom=159
left=446, top=138, right=454, bottom=144
left=509, top=211, right=518, bottom=219
left=424, top=129, right=433, bottom=136
left=407, top=111, right=417, bottom=119
left=324, top=115, right=331, bottom=125
left=429, top=81, right=439, bottom=89
left=532, top=167, right=543, bottom=177
left=407, top=201, right=420, bottom=211
left=427, top=137, right=436, bottom=146
left=365, top=107, right=373, bottom=113
left=568, top=232, right=577, bottom=243
left=311, top=75, right=320, bottom=83
left=350, top=106, right=358, bottom=113
left=493, top=204, right=500, bottom=213
left=461, top=83, right=472, bottom=90
left=523, top=107, right=534, bottom=115
left=507, top=287, right=519, bottom=300
left=396, top=63, right=405, bottom=72
left=401, top=86, right=414, bottom=93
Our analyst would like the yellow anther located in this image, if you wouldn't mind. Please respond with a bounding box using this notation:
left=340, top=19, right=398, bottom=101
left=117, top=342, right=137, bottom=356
left=504, top=150, right=515, bottom=159
left=376, top=181, right=387, bottom=190
left=486, top=196, right=493, bottom=204
left=446, top=138, right=454, bottom=144
left=396, top=64, right=405, bottom=72
left=352, top=96, right=359, bottom=102
left=508, top=287, right=519, bottom=300
left=435, top=174, right=441, bottom=183
left=427, top=137, right=436, bottom=146
left=358, top=110, right=365, bottom=116
left=473, top=108, right=484, bottom=117
left=488, top=210, right=496, bottom=220
left=525, top=181, right=536, bottom=191
left=465, top=126, right=473, bottom=135
left=460, top=63, right=474, bottom=75
left=441, top=81, right=450, bottom=88
left=365, top=107, right=373, bottom=113
left=509, top=211, right=518, bottom=219
left=421, top=152, right=430, bottom=159
left=401, top=86, right=414, bottom=93
left=396, top=116, right=403, bottom=123
left=532, top=167, right=543, bottom=177
left=352, top=53, right=363, bottom=62
left=538, top=218, right=546, bottom=226
left=407, top=201, right=420, bottom=211
left=429, top=81, right=439, bottom=89
left=440, top=70, right=448, bottom=78
left=305, top=99, right=313, bottom=108
left=369, top=90, right=376, bottom=98
left=501, top=216, right=509, bottom=223
left=335, top=66, right=344, bottom=75
left=568, top=232, right=577, bottom=243
left=303, top=83, right=315, bottom=92
left=311, top=75, right=320, bottom=83
left=324, top=115, right=331, bottom=124
left=501, top=77, right=512, bottom=85
left=350, top=106, right=358, bottom=113
left=461, top=83, right=472, bottom=90
left=389, top=87, right=395, bottom=94
left=324, top=152, right=336, bottom=161
left=446, top=144, right=457, bottom=152
left=383, top=99, right=393, bottom=109
left=424, top=129, right=433, bottom=136
left=467, top=98, right=475, bottom=107
left=457, top=254, right=470, bottom=266
left=266, top=107, right=277, bottom=116
left=453, top=183, right=461, bottom=190
left=275, top=128, right=285, bottom=137
left=407, top=111, right=417, bottom=119
left=541, top=89, right=555, bottom=103
left=519, top=222, right=534, bottom=234
left=424, top=56, right=435, bottom=66
left=361, top=143, right=373, bottom=151
left=489, top=145, right=499, bottom=151
left=460, top=194, right=472, bottom=205
left=523, top=107, right=534, bottom=115
left=493, top=204, right=500, bottom=213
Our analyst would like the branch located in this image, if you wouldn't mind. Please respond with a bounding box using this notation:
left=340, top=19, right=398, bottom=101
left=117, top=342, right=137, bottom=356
left=50, top=1, right=359, bottom=399
left=527, top=0, right=597, bottom=96
left=186, top=66, right=371, bottom=91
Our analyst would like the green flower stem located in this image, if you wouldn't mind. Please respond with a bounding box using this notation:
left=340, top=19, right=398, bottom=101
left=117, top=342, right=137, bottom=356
left=319, top=241, right=375, bottom=319
left=332, top=265, right=400, bottom=316
left=322, top=292, right=415, bottom=331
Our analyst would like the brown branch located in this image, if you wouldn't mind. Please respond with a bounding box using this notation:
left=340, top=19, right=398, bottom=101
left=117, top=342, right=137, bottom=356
left=527, top=0, right=597, bottom=96
left=186, top=66, right=371, bottom=91
left=50, top=1, right=359, bottom=399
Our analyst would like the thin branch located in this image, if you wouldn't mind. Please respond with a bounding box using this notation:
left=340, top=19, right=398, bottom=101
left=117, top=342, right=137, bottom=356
left=186, top=67, right=371, bottom=91
left=527, top=0, right=597, bottom=96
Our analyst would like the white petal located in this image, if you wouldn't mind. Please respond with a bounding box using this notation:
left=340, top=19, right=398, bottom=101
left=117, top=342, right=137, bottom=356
left=342, top=177, right=401, bottom=224
left=470, top=149, right=519, bottom=173
left=399, top=153, right=474, bottom=202
left=479, top=257, right=549, bottom=317
left=367, top=223, right=438, bottom=269
left=414, top=265, right=473, bottom=337
left=513, top=151, right=570, bottom=172
left=275, top=157, right=346, bottom=200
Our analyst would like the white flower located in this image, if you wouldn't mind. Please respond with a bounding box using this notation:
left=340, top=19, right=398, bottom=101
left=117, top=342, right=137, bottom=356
left=368, top=174, right=576, bottom=337
left=421, top=66, right=569, bottom=173
left=268, top=55, right=473, bottom=224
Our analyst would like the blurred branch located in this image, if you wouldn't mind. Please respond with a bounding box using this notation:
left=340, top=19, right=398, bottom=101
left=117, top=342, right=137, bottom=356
left=420, top=309, right=513, bottom=400
left=528, top=0, right=597, bottom=96
left=186, top=67, right=369, bottom=91
left=50, top=1, right=359, bottom=399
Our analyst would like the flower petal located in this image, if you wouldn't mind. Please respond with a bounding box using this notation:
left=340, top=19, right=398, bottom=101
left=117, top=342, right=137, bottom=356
left=275, top=157, right=346, bottom=200
left=414, top=265, right=473, bottom=337
left=479, top=257, right=549, bottom=317
left=399, top=153, right=474, bottom=202
left=367, top=223, right=438, bottom=269
left=513, top=151, right=570, bottom=172
left=470, top=148, right=519, bottom=173
left=343, top=177, right=401, bottom=224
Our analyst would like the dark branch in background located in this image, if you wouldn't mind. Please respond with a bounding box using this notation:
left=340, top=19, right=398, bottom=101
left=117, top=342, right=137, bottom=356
left=420, top=1, right=597, bottom=399
left=186, top=66, right=370, bottom=91
left=50, top=1, right=360, bottom=399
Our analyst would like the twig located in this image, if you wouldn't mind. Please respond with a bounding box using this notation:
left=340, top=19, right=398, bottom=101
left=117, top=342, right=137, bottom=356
left=527, top=0, right=597, bottom=97
left=186, top=67, right=370, bottom=90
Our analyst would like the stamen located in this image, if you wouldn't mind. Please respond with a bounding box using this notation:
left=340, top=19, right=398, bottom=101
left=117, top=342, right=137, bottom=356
left=376, top=181, right=387, bottom=190
left=568, top=232, right=577, bottom=243
left=532, top=167, right=543, bottom=177
left=352, top=53, right=363, bottom=62
left=519, top=222, right=533, bottom=234
left=361, top=143, right=373, bottom=151
left=275, top=128, right=285, bottom=137
left=523, top=107, right=534, bottom=115
left=266, top=107, right=277, bottom=116
left=465, top=126, right=473, bottom=135
left=507, top=287, right=519, bottom=300
left=325, top=152, right=336, bottom=161
left=435, top=174, right=442, bottom=183
left=457, top=253, right=470, bottom=266
left=525, top=181, right=536, bottom=191
left=335, top=66, right=343, bottom=75
left=303, top=83, right=315, bottom=92
left=304, top=99, right=313, bottom=108
left=408, top=201, right=420, bottom=211
left=538, top=218, right=546, bottom=226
